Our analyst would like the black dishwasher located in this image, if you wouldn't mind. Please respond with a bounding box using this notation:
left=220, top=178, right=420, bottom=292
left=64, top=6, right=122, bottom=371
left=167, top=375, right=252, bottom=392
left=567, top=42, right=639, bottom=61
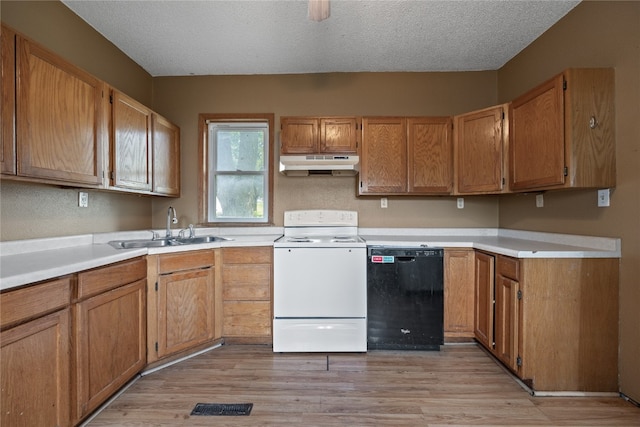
left=367, top=246, right=444, bottom=350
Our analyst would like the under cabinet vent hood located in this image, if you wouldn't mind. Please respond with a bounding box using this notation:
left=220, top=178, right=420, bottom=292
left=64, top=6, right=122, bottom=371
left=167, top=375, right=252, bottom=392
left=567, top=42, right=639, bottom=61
left=279, top=154, right=359, bottom=176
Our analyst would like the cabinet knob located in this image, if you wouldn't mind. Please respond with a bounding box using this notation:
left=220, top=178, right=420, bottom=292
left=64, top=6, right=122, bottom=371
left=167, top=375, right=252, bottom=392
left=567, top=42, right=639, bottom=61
left=589, top=116, right=598, bottom=129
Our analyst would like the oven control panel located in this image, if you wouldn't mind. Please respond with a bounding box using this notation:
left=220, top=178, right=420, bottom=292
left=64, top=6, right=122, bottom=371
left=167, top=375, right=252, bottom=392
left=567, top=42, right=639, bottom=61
left=283, top=210, right=358, bottom=227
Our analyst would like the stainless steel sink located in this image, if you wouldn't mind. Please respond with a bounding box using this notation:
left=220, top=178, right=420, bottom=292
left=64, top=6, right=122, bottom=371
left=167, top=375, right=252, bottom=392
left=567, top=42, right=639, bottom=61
left=108, top=235, right=231, bottom=249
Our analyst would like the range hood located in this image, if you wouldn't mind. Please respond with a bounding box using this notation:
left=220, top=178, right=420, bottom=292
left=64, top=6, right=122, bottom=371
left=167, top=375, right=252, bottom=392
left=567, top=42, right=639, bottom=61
left=279, top=154, right=359, bottom=176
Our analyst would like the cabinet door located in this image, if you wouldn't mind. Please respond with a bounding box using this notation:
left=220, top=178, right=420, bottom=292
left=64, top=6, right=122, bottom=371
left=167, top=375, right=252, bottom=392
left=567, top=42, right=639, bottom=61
left=443, top=249, right=475, bottom=339
left=111, top=90, right=152, bottom=191
left=474, top=251, right=495, bottom=349
left=74, top=279, right=146, bottom=422
left=407, top=117, right=453, bottom=194
left=1, top=25, right=16, bottom=175
left=16, top=36, right=103, bottom=185
left=152, top=114, right=181, bottom=196
left=157, top=267, right=215, bottom=358
left=320, top=117, right=358, bottom=153
left=454, top=105, right=506, bottom=194
left=509, top=73, right=565, bottom=191
left=1, top=309, right=70, bottom=427
left=494, top=275, right=519, bottom=371
left=360, top=117, right=407, bottom=194
left=280, top=117, right=318, bottom=154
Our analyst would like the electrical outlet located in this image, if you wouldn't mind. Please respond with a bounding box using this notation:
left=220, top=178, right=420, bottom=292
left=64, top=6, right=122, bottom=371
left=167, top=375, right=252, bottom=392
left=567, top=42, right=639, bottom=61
left=78, top=191, right=89, bottom=208
left=536, top=194, right=544, bottom=208
left=598, top=189, right=610, bottom=207
left=380, top=197, right=388, bottom=208
left=457, top=198, right=464, bottom=209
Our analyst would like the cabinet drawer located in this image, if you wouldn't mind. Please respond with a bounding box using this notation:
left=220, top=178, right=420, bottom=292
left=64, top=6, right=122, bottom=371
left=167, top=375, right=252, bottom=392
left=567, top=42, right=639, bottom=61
left=223, top=264, right=271, bottom=301
left=159, top=250, right=215, bottom=274
left=1, top=276, right=72, bottom=329
left=77, top=257, right=146, bottom=299
left=222, top=247, right=271, bottom=264
left=497, top=255, right=519, bottom=280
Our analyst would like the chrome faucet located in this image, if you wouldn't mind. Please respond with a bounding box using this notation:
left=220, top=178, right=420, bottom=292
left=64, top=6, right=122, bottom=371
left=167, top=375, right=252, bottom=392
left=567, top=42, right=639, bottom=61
left=166, top=206, right=178, bottom=238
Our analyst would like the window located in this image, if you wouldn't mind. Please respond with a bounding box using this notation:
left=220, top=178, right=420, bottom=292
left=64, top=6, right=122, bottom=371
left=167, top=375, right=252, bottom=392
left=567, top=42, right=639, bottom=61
left=199, top=114, right=274, bottom=225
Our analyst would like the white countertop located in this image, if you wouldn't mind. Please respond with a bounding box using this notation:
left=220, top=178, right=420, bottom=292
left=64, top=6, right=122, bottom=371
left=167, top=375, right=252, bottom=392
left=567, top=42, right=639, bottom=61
left=0, top=227, right=620, bottom=292
left=360, top=228, right=621, bottom=259
left=0, top=228, right=283, bottom=291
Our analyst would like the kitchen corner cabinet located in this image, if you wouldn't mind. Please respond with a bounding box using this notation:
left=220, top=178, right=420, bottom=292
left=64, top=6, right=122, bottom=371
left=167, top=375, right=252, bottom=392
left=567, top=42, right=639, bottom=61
left=280, top=116, right=359, bottom=154
left=474, top=251, right=619, bottom=392
left=221, top=246, right=273, bottom=343
left=110, top=89, right=181, bottom=196
left=73, top=257, right=146, bottom=424
left=443, top=248, right=475, bottom=340
left=8, top=29, right=104, bottom=186
left=152, top=114, right=181, bottom=196
left=454, top=104, right=508, bottom=194
left=1, top=25, right=16, bottom=175
left=1, top=276, right=72, bottom=427
left=509, top=68, right=615, bottom=192
left=147, top=250, right=216, bottom=363
left=359, top=116, right=452, bottom=195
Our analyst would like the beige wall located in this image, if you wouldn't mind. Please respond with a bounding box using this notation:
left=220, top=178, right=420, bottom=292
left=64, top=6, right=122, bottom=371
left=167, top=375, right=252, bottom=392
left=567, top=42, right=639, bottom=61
left=150, top=72, right=500, bottom=228
left=1, top=0, right=637, bottom=402
left=1, top=1, right=154, bottom=241
left=497, top=1, right=640, bottom=401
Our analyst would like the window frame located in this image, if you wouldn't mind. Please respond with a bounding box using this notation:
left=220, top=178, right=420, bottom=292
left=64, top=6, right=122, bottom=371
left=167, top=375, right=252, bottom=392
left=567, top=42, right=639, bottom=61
left=198, top=113, right=274, bottom=226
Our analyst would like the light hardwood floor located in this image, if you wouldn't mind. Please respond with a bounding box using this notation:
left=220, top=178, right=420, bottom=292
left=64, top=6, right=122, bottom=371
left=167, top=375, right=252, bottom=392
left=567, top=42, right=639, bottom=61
left=87, top=344, right=639, bottom=426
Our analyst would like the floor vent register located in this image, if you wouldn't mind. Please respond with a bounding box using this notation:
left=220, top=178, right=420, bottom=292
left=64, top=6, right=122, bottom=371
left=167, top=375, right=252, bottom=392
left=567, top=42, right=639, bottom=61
left=190, top=403, right=253, bottom=416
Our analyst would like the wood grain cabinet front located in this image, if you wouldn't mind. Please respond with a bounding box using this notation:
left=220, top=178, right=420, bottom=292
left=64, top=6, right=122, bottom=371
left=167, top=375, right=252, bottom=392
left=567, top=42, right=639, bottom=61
left=1, top=276, right=72, bottom=427
left=360, top=116, right=453, bottom=195
left=509, top=68, right=615, bottom=191
left=280, top=116, right=358, bottom=154
left=474, top=251, right=619, bottom=392
left=443, top=248, right=475, bottom=341
left=13, top=31, right=104, bottom=186
left=147, top=250, right=216, bottom=363
left=73, top=258, right=147, bottom=424
left=221, top=246, right=273, bottom=343
left=454, top=104, right=508, bottom=194
left=1, top=24, right=16, bottom=175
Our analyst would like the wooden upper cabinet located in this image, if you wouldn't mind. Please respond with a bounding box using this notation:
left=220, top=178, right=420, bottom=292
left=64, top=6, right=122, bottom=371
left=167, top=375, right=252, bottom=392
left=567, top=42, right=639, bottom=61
left=360, top=117, right=407, bottom=194
left=152, top=114, right=181, bottom=196
left=407, top=117, right=453, bottom=194
left=320, top=117, right=358, bottom=153
left=15, top=34, right=103, bottom=185
left=454, top=104, right=508, bottom=194
left=111, top=90, right=152, bottom=191
left=509, top=68, right=615, bottom=191
left=281, top=116, right=358, bottom=154
left=360, top=116, right=452, bottom=195
left=1, top=24, right=16, bottom=175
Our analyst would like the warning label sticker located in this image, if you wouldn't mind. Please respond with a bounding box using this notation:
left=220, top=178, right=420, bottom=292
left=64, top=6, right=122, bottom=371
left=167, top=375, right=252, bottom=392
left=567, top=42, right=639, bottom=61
left=371, top=255, right=395, bottom=263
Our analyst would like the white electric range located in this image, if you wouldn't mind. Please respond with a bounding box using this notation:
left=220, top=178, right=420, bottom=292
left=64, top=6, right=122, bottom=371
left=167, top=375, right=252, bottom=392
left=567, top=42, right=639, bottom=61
left=272, top=210, right=367, bottom=352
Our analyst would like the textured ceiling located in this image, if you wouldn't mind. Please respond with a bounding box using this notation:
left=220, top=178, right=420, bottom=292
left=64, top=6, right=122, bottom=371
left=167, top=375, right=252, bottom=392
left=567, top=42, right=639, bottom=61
left=61, top=0, right=580, bottom=77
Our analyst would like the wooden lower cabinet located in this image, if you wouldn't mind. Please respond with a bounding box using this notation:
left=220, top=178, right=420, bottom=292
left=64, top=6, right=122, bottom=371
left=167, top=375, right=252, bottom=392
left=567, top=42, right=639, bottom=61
left=474, top=251, right=495, bottom=349
left=147, top=250, right=216, bottom=363
left=221, top=246, right=272, bottom=343
left=73, top=258, right=146, bottom=424
left=474, top=251, right=619, bottom=392
left=1, top=276, right=72, bottom=427
left=1, top=309, right=71, bottom=427
left=443, top=248, right=475, bottom=340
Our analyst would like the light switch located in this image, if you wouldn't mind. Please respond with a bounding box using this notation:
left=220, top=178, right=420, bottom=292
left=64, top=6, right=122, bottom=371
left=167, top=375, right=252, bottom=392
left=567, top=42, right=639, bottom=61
left=536, top=194, right=544, bottom=208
